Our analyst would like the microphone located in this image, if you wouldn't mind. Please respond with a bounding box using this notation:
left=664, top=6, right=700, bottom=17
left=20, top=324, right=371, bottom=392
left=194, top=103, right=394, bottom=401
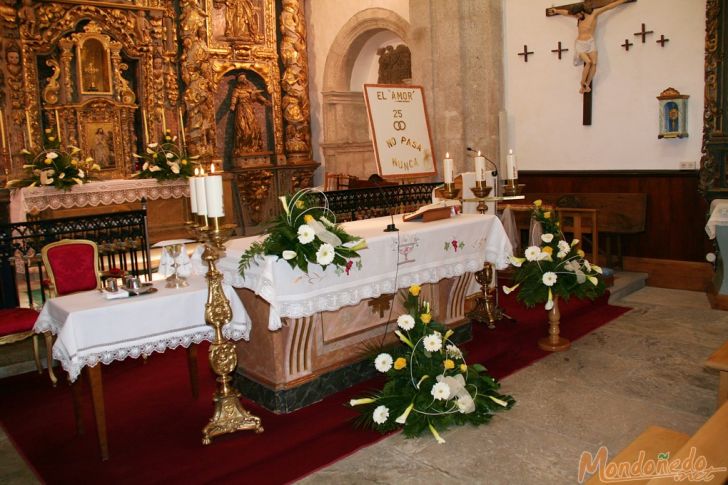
left=368, top=174, right=399, bottom=232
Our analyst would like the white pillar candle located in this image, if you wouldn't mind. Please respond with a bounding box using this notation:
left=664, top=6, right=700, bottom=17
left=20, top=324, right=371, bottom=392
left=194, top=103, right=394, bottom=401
left=204, top=164, right=224, bottom=218
left=189, top=169, right=198, bottom=214
left=443, top=152, right=454, bottom=184
left=474, top=151, right=486, bottom=182
left=194, top=174, right=208, bottom=216
left=506, top=149, right=518, bottom=180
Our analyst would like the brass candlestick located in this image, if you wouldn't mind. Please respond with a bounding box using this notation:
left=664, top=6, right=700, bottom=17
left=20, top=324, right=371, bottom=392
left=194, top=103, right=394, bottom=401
left=442, top=182, right=460, bottom=199
left=466, top=262, right=510, bottom=329
left=503, top=179, right=523, bottom=197
left=201, top=218, right=263, bottom=444
left=470, top=183, right=493, bottom=214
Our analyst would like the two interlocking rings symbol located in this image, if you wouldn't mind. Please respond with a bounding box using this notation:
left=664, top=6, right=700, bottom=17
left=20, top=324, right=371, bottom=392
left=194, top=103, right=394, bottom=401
left=393, top=120, right=407, bottom=131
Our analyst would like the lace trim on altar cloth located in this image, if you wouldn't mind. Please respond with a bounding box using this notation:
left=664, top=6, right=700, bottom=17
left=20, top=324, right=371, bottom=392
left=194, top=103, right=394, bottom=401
left=15, top=178, right=189, bottom=215
left=41, top=323, right=249, bottom=383
left=220, top=256, right=501, bottom=331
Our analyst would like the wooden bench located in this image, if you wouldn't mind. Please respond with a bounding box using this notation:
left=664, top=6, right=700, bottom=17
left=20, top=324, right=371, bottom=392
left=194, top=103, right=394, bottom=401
left=705, top=340, right=728, bottom=407
left=586, top=402, right=728, bottom=484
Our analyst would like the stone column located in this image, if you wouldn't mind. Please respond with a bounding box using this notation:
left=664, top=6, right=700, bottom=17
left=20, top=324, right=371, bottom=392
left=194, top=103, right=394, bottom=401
left=409, top=0, right=503, bottom=177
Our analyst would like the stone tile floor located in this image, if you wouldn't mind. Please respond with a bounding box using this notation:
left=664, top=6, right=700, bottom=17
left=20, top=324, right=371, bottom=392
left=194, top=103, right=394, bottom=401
left=0, top=287, right=725, bottom=484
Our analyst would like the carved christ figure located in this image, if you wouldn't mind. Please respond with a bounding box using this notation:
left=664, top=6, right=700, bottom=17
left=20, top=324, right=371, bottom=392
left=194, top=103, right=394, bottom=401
left=230, top=75, right=270, bottom=155
left=547, top=0, right=629, bottom=93
left=214, top=0, right=258, bottom=39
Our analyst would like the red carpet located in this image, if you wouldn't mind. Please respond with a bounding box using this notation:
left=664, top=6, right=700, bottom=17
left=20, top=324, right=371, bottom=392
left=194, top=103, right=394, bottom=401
left=0, top=294, right=629, bottom=485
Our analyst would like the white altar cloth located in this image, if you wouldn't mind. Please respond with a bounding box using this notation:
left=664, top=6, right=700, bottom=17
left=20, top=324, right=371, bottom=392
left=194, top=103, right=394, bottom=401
left=218, top=213, right=512, bottom=331
left=706, top=199, right=728, bottom=239
left=10, top=178, right=189, bottom=223
left=34, top=275, right=250, bottom=382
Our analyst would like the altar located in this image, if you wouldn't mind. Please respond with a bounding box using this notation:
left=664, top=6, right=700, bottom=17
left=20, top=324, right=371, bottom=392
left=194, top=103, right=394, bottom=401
left=218, top=213, right=512, bottom=412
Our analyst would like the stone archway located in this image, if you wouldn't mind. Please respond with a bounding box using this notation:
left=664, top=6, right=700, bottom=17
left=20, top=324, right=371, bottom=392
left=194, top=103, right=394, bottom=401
left=321, top=9, right=410, bottom=181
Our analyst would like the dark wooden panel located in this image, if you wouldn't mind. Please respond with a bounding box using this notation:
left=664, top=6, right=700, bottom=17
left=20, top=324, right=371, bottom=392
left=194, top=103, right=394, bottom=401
left=518, top=171, right=711, bottom=262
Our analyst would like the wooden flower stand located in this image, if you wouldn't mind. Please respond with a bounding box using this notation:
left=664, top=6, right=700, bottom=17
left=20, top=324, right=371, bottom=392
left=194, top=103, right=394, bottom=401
left=538, top=297, right=571, bottom=352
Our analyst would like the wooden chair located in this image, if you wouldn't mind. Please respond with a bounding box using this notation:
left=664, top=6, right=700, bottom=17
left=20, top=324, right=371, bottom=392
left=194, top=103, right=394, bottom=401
left=41, top=239, right=102, bottom=385
left=0, top=307, right=43, bottom=376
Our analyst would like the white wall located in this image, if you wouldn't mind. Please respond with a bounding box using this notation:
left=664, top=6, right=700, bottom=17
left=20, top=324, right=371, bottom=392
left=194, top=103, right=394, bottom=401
left=305, top=1, right=410, bottom=180
left=503, top=0, right=705, bottom=171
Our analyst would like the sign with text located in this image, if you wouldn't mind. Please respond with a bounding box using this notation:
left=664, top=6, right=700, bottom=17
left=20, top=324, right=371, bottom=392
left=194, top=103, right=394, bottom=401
left=363, top=84, right=437, bottom=179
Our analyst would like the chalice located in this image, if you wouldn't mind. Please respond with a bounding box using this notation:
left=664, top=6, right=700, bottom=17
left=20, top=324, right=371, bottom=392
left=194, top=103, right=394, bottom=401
left=165, top=243, right=189, bottom=288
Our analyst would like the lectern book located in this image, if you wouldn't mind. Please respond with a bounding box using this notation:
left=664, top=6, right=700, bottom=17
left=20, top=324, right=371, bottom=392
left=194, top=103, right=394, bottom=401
left=403, top=200, right=461, bottom=222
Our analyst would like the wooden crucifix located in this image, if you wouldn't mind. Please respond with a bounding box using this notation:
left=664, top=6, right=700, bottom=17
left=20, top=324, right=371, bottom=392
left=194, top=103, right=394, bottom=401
left=546, top=0, right=636, bottom=125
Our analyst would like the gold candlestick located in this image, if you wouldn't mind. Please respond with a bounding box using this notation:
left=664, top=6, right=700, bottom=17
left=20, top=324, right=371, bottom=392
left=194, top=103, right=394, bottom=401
left=201, top=218, right=263, bottom=445
left=470, top=185, right=493, bottom=214
left=466, top=262, right=511, bottom=329
left=441, top=182, right=460, bottom=200
left=503, top=179, right=522, bottom=197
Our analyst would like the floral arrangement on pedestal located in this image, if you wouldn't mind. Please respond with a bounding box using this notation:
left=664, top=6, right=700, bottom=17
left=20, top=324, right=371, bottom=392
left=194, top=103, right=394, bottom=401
left=350, top=285, right=514, bottom=443
left=133, top=130, right=196, bottom=181
left=238, top=188, right=367, bottom=276
left=502, top=200, right=605, bottom=310
left=5, top=129, right=99, bottom=190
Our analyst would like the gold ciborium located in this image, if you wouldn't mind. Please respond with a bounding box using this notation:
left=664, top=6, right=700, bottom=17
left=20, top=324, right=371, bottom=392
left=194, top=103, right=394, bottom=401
left=200, top=217, right=263, bottom=444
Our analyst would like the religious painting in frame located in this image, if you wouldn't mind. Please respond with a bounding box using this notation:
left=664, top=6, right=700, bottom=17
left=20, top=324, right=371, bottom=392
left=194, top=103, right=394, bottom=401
left=363, top=84, right=437, bottom=179
left=83, top=122, right=117, bottom=170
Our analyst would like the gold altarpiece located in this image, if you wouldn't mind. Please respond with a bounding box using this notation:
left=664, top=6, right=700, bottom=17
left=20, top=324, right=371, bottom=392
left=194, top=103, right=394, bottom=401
left=0, top=0, right=316, bottom=235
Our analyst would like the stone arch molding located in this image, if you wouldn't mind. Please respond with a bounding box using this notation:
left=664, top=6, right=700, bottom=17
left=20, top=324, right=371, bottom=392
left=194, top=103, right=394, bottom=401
left=321, top=9, right=410, bottom=180
left=323, top=8, right=410, bottom=92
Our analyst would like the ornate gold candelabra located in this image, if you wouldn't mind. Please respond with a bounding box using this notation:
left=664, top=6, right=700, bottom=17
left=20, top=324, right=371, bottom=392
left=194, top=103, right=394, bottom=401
left=441, top=182, right=460, bottom=199
left=197, top=217, right=263, bottom=445
left=470, top=181, right=493, bottom=214
left=466, top=261, right=511, bottom=329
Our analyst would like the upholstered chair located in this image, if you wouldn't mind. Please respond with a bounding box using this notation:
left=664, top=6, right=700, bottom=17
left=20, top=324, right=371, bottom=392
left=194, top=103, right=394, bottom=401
left=41, top=239, right=102, bottom=385
left=0, top=308, right=42, bottom=376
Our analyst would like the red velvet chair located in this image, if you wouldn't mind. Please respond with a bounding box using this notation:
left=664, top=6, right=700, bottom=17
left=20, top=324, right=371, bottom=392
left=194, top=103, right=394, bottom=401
left=41, top=239, right=102, bottom=385
left=0, top=308, right=42, bottom=375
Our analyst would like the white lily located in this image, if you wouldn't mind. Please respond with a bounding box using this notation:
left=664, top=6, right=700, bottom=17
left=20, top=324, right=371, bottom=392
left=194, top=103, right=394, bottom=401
left=395, top=402, right=415, bottom=424
left=282, top=250, right=297, bottom=260
left=349, top=398, right=375, bottom=406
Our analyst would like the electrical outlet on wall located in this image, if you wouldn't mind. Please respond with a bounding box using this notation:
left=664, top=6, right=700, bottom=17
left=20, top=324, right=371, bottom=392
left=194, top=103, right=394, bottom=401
left=679, top=161, right=697, bottom=170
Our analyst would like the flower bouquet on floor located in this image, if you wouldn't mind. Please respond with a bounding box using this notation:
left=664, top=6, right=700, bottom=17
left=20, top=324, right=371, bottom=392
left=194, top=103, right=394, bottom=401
left=6, top=129, right=99, bottom=190
left=238, top=188, right=367, bottom=276
left=350, top=285, right=515, bottom=443
left=133, top=130, right=196, bottom=181
left=502, top=200, right=606, bottom=310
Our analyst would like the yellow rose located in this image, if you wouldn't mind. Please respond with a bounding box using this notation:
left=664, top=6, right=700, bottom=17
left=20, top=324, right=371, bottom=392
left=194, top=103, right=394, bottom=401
left=303, top=214, right=314, bottom=223
left=409, top=284, right=421, bottom=296
left=543, top=212, right=551, bottom=219
left=71, top=160, right=78, bottom=166
left=542, top=246, right=553, bottom=255
left=534, top=199, right=542, bottom=207
left=394, top=357, right=407, bottom=370
left=460, top=364, right=468, bottom=373
left=48, top=136, right=56, bottom=142
left=420, top=313, right=432, bottom=324
left=295, top=200, right=305, bottom=209
left=444, top=359, right=455, bottom=370
left=577, top=249, right=585, bottom=258
left=181, top=159, right=188, bottom=165
left=44, top=158, right=52, bottom=165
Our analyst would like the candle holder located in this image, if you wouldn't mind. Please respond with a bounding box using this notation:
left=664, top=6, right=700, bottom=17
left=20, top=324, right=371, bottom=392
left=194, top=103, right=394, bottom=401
left=201, top=217, right=263, bottom=444
left=164, top=243, right=189, bottom=288
left=470, top=184, right=493, bottom=214
left=503, top=179, right=524, bottom=197
left=466, top=262, right=511, bottom=329
left=441, top=182, right=460, bottom=200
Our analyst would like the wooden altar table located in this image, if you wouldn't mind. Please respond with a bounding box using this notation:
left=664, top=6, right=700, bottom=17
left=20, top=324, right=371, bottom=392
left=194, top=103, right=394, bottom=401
left=218, top=213, right=512, bottom=412
left=33, top=275, right=250, bottom=460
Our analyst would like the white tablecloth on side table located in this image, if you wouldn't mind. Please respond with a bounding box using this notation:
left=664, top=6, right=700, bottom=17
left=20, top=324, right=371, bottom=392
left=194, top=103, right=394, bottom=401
left=217, top=213, right=512, bottom=331
left=34, top=275, right=250, bottom=382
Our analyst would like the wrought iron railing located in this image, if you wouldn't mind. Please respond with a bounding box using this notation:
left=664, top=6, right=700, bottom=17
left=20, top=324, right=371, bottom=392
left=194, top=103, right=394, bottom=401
left=0, top=207, right=151, bottom=309
left=321, top=183, right=440, bottom=222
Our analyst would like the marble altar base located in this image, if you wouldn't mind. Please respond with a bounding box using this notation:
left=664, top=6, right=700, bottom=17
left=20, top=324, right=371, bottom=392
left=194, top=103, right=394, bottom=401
left=233, top=274, right=474, bottom=413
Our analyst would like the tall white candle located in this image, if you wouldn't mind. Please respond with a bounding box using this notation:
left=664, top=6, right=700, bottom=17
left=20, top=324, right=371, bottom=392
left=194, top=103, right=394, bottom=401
left=474, top=151, right=486, bottom=182
left=24, top=110, right=33, bottom=148
left=204, top=165, right=224, bottom=218
left=443, top=152, right=454, bottom=184
left=194, top=174, right=207, bottom=216
left=506, top=149, right=518, bottom=180
left=189, top=169, right=198, bottom=214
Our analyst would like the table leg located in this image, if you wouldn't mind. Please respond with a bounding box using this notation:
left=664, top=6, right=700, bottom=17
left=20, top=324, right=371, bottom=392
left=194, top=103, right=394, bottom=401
left=69, top=375, right=85, bottom=436
left=186, top=345, right=199, bottom=399
left=87, top=365, right=109, bottom=461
